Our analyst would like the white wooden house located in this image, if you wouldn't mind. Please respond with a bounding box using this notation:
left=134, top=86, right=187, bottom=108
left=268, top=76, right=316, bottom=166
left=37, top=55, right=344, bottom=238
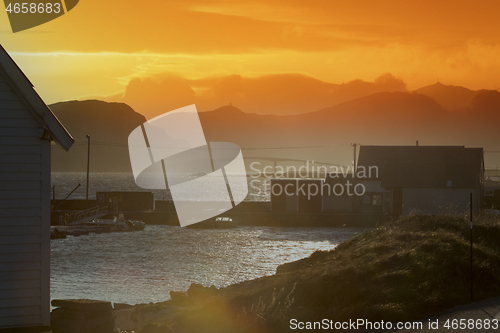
left=0, top=45, right=73, bottom=329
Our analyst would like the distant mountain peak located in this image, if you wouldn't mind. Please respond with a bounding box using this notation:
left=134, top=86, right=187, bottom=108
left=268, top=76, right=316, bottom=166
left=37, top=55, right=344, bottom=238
left=210, top=105, right=245, bottom=114
left=414, top=82, right=478, bottom=111
left=420, top=81, right=470, bottom=91
left=312, top=91, right=444, bottom=117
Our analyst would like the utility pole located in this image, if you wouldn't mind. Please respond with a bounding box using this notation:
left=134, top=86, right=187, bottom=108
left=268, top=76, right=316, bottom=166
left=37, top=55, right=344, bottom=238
left=470, top=192, right=473, bottom=301
left=86, top=135, right=91, bottom=202
left=352, top=143, right=357, bottom=175
left=352, top=143, right=357, bottom=213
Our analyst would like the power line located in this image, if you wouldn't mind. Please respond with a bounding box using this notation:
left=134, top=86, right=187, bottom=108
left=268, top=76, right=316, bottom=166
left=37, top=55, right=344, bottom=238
left=53, top=141, right=353, bottom=150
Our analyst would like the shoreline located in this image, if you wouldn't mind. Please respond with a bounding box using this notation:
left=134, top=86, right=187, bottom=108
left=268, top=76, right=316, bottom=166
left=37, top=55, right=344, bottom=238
left=52, top=199, right=386, bottom=228
left=92, top=214, right=500, bottom=333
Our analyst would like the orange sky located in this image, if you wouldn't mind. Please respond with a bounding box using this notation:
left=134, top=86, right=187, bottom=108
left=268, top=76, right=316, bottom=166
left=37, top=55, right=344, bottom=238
left=2, top=0, right=500, bottom=113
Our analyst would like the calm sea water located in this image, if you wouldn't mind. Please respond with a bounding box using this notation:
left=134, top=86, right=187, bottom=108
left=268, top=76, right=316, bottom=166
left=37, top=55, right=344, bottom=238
left=50, top=172, right=365, bottom=305
left=51, top=225, right=364, bottom=305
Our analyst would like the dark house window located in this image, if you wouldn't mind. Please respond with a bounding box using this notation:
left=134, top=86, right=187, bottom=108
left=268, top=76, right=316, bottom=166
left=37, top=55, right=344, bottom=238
left=372, top=194, right=382, bottom=206
left=362, top=193, right=383, bottom=206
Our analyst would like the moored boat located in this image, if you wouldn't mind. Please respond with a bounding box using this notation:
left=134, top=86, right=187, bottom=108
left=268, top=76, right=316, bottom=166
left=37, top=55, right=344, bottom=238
left=54, top=213, right=146, bottom=238
left=186, top=216, right=238, bottom=229
left=83, top=216, right=146, bottom=232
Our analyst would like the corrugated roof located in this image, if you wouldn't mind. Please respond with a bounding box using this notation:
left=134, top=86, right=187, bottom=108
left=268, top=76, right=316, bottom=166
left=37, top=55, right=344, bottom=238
left=357, top=146, right=483, bottom=189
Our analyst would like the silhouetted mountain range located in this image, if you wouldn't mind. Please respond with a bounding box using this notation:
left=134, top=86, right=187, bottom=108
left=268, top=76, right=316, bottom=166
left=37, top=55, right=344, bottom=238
left=50, top=84, right=500, bottom=172
left=201, top=92, right=449, bottom=148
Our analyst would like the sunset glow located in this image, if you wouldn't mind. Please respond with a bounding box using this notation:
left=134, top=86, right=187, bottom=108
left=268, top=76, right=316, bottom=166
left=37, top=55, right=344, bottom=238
left=2, top=0, right=500, bottom=113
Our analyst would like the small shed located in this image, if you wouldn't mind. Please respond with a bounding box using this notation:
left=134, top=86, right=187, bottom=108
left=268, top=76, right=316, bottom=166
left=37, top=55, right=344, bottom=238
left=322, top=174, right=355, bottom=212
left=270, top=179, right=298, bottom=212
left=484, top=187, right=500, bottom=210
left=270, top=179, right=323, bottom=213
left=357, top=145, right=484, bottom=216
left=0, top=45, right=73, bottom=329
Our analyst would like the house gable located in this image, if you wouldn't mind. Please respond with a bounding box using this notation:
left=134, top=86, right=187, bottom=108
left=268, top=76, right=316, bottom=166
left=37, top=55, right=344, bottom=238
left=0, top=45, right=73, bottom=151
